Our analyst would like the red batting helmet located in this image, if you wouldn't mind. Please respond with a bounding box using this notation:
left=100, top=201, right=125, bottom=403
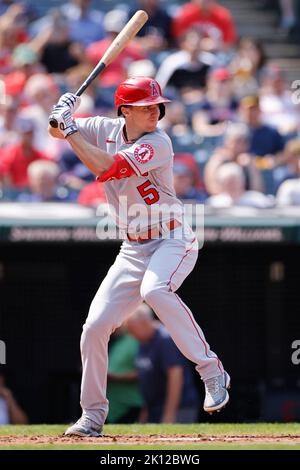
left=115, top=77, right=171, bottom=120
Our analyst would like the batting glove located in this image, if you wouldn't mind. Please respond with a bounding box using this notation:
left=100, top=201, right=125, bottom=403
left=56, top=93, right=81, bottom=114
left=49, top=107, right=78, bottom=138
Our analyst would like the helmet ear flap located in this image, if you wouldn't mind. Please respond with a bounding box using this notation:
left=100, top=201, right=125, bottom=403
left=118, top=105, right=126, bottom=117
left=158, top=103, right=165, bottom=120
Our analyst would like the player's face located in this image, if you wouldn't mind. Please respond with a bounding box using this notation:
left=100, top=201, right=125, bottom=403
left=125, top=104, right=160, bottom=133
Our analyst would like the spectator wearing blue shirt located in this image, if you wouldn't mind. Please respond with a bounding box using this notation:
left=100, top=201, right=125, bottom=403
left=239, top=95, right=285, bottom=158
left=126, top=304, right=200, bottom=424
left=31, top=0, right=105, bottom=47
left=173, top=161, right=207, bottom=202
left=17, top=160, right=78, bottom=202
left=61, top=0, right=105, bottom=47
left=128, top=0, right=173, bottom=53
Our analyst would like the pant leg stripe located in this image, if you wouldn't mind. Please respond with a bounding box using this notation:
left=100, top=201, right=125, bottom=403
left=174, top=292, right=223, bottom=374
left=168, top=238, right=196, bottom=288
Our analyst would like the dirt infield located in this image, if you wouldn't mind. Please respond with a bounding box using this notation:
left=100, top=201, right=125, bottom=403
left=1, top=434, right=300, bottom=446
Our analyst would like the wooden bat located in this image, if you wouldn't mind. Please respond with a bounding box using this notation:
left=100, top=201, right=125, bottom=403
left=49, top=10, right=148, bottom=128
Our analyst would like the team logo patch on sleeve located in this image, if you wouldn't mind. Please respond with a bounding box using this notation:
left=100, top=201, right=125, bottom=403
left=134, top=143, right=154, bottom=164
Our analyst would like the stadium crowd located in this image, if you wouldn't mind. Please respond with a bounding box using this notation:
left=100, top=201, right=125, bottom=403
left=1, top=0, right=300, bottom=208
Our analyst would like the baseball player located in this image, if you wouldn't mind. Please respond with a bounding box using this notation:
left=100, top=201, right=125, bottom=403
left=48, top=77, right=230, bottom=437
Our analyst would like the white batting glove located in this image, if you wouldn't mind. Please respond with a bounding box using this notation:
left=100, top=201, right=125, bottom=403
left=49, top=107, right=78, bottom=138
left=56, top=93, right=81, bottom=114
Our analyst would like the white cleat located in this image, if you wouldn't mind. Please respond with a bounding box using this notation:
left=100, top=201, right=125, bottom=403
left=203, top=371, right=231, bottom=414
left=64, top=415, right=103, bottom=437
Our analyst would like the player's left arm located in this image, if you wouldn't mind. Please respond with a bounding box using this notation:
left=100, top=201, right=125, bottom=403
left=66, top=132, right=114, bottom=176
left=97, top=134, right=173, bottom=183
left=48, top=124, right=114, bottom=177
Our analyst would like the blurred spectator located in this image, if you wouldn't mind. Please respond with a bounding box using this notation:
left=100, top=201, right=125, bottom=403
left=0, top=369, right=28, bottom=424
left=279, top=0, right=296, bottom=30
left=259, top=65, right=299, bottom=135
left=86, top=9, right=145, bottom=88
left=173, top=152, right=206, bottom=201
left=155, top=27, right=214, bottom=102
left=60, top=0, right=105, bottom=46
left=77, top=180, right=107, bottom=207
left=206, top=162, right=274, bottom=208
left=20, top=73, right=60, bottom=158
left=192, top=67, right=238, bottom=137
left=127, top=59, right=156, bottom=79
left=273, top=138, right=300, bottom=191
left=276, top=177, right=300, bottom=206
left=0, top=3, right=29, bottom=74
left=3, top=42, right=42, bottom=97
left=172, top=0, right=237, bottom=48
left=204, top=123, right=264, bottom=195
left=126, top=304, right=199, bottom=424
left=107, top=327, right=144, bottom=424
left=128, top=0, right=173, bottom=53
left=173, top=160, right=207, bottom=202
left=0, top=95, right=19, bottom=148
left=160, top=101, right=190, bottom=138
left=230, top=37, right=267, bottom=98
left=31, top=0, right=105, bottom=47
left=32, top=9, right=84, bottom=74
left=175, top=152, right=205, bottom=190
left=0, top=1, right=16, bottom=15
left=58, top=148, right=95, bottom=192
left=0, top=0, right=37, bottom=21
left=288, top=0, right=300, bottom=42
left=0, top=117, right=49, bottom=189
left=239, top=95, right=285, bottom=158
left=17, top=160, right=77, bottom=202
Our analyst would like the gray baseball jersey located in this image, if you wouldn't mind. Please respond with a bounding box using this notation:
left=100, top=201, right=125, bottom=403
left=76, top=116, right=184, bottom=231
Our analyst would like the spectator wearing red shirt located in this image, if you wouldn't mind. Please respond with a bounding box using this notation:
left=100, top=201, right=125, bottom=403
left=172, top=0, right=236, bottom=48
left=86, top=10, right=145, bottom=87
left=77, top=180, right=107, bottom=207
left=0, top=118, right=49, bottom=189
left=0, top=3, right=30, bottom=74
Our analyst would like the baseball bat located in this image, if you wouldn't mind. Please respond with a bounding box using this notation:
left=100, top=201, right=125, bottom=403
left=49, top=10, right=148, bottom=128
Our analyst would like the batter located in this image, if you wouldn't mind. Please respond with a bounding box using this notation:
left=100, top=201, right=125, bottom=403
left=48, top=77, right=230, bottom=437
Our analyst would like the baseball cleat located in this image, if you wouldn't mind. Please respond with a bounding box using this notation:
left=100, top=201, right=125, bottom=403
left=64, top=415, right=103, bottom=437
left=203, top=371, right=231, bottom=414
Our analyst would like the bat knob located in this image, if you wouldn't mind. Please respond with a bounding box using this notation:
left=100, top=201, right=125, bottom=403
left=49, top=118, right=58, bottom=128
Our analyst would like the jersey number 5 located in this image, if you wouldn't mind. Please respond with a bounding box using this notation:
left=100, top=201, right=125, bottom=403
left=137, top=180, right=160, bottom=205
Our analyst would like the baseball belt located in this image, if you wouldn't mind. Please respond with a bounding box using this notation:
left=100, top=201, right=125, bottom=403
left=127, top=219, right=181, bottom=243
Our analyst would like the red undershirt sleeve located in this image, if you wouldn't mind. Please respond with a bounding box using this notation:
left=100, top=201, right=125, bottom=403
left=96, top=153, right=137, bottom=182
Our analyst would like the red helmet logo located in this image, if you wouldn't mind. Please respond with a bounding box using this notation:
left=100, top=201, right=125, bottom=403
left=150, top=80, right=160, bottom=97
